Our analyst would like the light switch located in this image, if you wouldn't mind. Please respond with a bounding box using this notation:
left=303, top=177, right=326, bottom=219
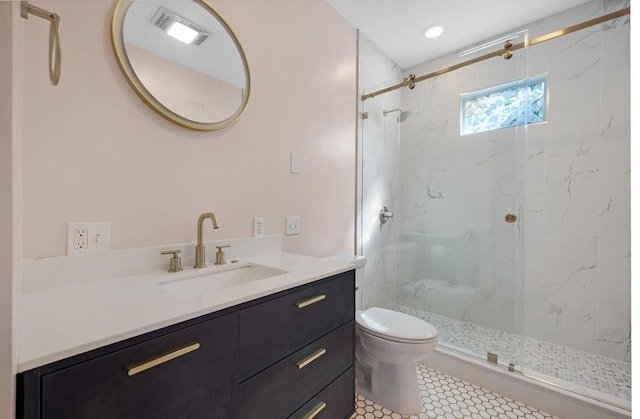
left=290, top=152, right=301, bottom=174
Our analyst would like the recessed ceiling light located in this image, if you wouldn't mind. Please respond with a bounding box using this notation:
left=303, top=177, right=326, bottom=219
left=151, top=7, right=209, bottom=46
left=423, top=24, right=444, bottom=39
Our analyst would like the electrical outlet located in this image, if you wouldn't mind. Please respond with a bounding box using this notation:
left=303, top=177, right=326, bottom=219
left=74, top=228, right=88, bottom=249
left=254, top=217, right=265, bottom=238
left=285, top=216, right=300, bottom=235
left=67, top=222, right=110, bottom=255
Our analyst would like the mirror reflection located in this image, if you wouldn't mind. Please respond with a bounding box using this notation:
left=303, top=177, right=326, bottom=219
left=112, top=0, right=250, bottom=130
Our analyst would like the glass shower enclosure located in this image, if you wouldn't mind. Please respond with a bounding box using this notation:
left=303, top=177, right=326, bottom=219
left=359, top=30, right=529, bottom=369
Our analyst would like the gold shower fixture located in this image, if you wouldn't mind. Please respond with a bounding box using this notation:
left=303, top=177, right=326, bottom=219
left=505, top=213, right=518, bottom=223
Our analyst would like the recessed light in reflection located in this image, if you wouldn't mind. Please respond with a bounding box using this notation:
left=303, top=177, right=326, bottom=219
left=166, top=21, right=199, bottom=44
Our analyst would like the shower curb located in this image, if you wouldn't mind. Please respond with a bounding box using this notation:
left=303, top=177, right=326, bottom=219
left=423, top=346, right=631, bottom=419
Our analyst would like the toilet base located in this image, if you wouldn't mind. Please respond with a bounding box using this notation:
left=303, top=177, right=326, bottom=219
left=356, top=359, right=422, bottom=415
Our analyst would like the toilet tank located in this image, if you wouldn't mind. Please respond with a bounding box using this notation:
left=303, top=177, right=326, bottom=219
left=324, top=255, right=366, bottom=310
left=384, top=242, right=419, bottom=285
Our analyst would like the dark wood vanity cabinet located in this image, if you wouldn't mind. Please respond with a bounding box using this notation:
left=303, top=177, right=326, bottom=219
left=239, top=272, right=354, bottom=380
left=38, top=314, right=238, bottom=419
left=17, top=270, right=355, bottom=419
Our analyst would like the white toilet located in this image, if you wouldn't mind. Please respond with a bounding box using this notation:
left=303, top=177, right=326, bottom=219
left=327, top=255, right=439, bottom=415
left=356, top=306, right=438, bottom=414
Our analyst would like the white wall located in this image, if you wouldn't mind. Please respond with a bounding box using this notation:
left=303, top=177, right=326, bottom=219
left=21, top=0, right=357, bottom=260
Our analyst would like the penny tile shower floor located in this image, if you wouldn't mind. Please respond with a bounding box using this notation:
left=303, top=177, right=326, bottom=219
left=398, top=306, right=631, bottom=402
left=350, top=364, right=557, bottom=419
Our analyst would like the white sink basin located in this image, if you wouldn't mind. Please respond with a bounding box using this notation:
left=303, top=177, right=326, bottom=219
left=154, top=263, right=289, bottom=298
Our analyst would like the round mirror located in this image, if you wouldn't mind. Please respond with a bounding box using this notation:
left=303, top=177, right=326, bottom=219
left=111, top=0, right=250, bottom=131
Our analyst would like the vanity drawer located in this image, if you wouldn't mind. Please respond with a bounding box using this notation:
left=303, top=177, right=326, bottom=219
left=288, top=366, right=355, bottom=419
left=39, top=313, right=238, bottom=419
left=239, top=321, right=354, bottom=419
left=239, top=270, right=354, bottom=380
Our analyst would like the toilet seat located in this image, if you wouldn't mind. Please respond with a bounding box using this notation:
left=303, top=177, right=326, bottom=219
left=356, top=307, right=438, bottom=344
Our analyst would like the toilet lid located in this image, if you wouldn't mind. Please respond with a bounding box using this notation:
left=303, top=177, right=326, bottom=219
left=356, top=307, right=438, bottom=343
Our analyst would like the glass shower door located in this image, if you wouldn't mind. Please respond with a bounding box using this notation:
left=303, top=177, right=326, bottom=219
left=359, top=31, right=530, bottom=368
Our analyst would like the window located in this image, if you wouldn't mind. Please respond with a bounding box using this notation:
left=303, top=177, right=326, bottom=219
left=461, top=75, right=547, bottom=135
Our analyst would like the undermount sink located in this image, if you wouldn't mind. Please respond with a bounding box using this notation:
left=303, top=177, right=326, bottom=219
left=154, top=263, right=289, bottom=298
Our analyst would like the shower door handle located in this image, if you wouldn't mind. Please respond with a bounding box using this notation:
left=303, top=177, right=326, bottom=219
left=380, top=206, right=394, bottom=224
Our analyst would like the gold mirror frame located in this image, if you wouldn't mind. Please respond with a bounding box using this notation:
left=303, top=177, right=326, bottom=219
left=111, top=0, right=251, bottom=131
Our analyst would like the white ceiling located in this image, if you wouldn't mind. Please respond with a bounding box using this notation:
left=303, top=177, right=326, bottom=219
left=324, top=0, right=594, bottom=69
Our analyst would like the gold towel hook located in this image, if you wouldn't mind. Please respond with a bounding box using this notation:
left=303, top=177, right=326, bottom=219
left=21, top=1, right=61, bottom=86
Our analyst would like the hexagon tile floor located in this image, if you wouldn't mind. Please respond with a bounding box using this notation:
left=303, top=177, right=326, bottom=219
left=350, top=364, right=557, bottom=419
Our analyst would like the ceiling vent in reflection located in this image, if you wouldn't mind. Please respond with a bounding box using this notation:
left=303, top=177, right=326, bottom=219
left=151, top=7, right=209, bottom=46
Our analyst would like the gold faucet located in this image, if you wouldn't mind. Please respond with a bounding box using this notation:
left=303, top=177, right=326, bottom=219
left=194, top=212, right=220, bottom=268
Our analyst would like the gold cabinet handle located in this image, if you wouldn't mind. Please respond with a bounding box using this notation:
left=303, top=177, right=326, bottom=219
left=296, top=294, right=326, bottom=309
left=127, top=343, right=200, bottom=376
left=300, top=400, right=327, bottom=419
left=295, top=348, right=327, bottom=369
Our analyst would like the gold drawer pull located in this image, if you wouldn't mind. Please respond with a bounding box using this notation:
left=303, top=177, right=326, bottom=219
left=301, top=400, right=327, bottom=419
left=295, top=348, right=327, bottom=369
left=296, top=294, right=326, bottom=309
left=127, top=343, right=200, bottom=376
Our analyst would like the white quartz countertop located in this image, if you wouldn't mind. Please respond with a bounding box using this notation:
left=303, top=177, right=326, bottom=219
left=18, top=251, right=354, bottom=372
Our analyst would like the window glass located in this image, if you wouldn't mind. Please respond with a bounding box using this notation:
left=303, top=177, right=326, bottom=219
left=461, top=75, right=547, bottom=135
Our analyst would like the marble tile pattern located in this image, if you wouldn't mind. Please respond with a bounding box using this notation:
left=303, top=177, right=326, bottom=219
left=350, top=364, right=557, bottom=419
left=398, top=306, right=631, bottom=402
left=358, top=0, right=630, bottom=361
left=357, top=32, right=405, bottom=310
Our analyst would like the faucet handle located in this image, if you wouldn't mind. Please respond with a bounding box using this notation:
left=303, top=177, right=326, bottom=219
left=215, top=245, right=230, bottom=265
left=160, top=249, right=183, bottom=273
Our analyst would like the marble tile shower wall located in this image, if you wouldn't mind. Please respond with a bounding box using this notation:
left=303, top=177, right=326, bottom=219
left=395, top=0, right=630, bottom=362
left=357, top=33, right=404, bottom=310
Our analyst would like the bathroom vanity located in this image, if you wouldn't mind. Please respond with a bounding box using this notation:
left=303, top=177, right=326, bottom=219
left=16, top=249, right=355, bottom=419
